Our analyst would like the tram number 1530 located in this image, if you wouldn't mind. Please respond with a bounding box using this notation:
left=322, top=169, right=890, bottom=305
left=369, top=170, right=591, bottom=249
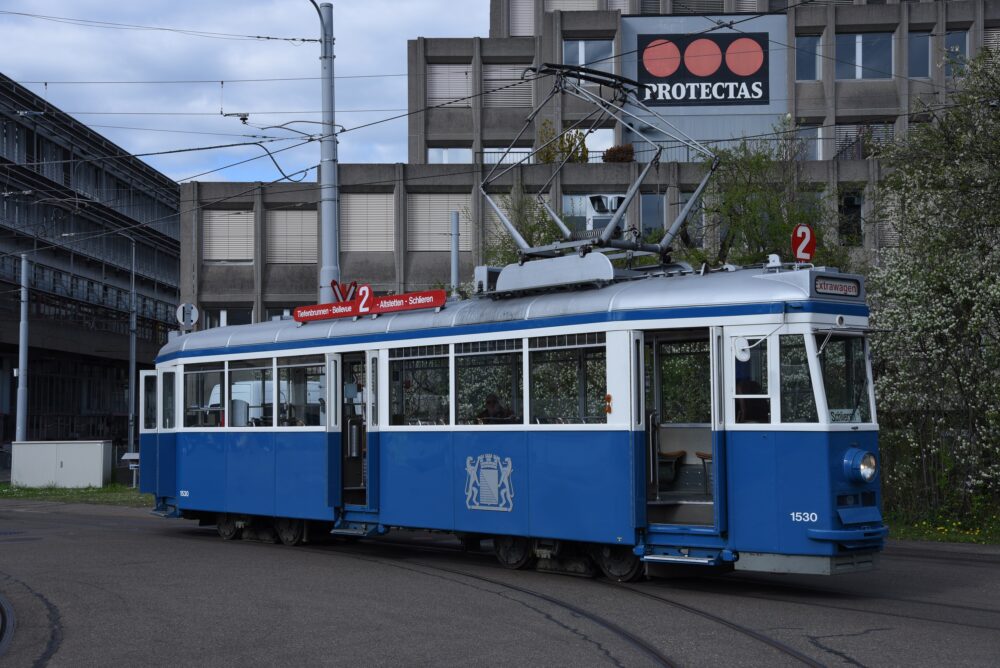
left=789, top=511, right=819, bottom=522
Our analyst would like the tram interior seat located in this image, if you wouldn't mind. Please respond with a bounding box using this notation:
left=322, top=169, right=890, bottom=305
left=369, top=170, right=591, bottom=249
left=656, top=427, right=713, bottom=500
left=230, top=399, right=250, bottom=427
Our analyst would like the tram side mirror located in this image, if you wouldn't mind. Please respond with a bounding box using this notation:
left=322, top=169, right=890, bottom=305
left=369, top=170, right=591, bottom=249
left=734, top=337, right=752, bottom=363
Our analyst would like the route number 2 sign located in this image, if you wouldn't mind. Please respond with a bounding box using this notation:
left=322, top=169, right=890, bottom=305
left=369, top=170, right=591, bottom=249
left=792, top=224, right=816, bottom=262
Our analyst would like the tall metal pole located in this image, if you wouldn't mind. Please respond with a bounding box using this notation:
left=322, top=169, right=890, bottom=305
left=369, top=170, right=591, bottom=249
left=128, top=237, right=136, bottom=455
left=15, top=254, right=28, bottom=443
left=316, top=1, right=340, bottom=303
left=450, top=211, right=460, bottom=298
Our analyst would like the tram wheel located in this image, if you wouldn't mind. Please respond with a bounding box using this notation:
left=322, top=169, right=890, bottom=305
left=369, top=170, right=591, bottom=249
left=493, top=536, right=535, bottom=570
left=217, top=514, right=242, bottom=541
left=594, top=545, right=644, bottom=582
left=275, top=518, right=304, bottom=546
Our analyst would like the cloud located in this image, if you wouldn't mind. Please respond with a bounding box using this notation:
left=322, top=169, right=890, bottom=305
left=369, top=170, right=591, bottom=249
left=0, top=0, right=487, bottom=182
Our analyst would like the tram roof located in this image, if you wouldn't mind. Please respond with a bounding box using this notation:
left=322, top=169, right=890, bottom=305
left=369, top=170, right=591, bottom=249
left=159, top=266, right=866, bottom=362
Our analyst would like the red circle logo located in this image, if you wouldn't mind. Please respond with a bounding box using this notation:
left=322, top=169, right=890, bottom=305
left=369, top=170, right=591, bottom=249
left=684, top=38, right=722, bottom=77
left=725, top=38, right=765, bottom=77
left=642, top=39, right=681, bottom=78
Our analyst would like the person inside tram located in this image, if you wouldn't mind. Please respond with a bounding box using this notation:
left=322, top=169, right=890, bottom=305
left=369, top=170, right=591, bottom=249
left=478, top=394, right=513, bottom=423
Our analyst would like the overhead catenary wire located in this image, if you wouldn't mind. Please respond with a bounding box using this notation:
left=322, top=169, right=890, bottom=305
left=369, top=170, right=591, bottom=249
left=0, top=9, right=319, bottom=42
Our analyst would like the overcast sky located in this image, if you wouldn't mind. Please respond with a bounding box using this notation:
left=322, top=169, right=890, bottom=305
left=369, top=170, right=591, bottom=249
left=0, top=1, right=488, bottom=183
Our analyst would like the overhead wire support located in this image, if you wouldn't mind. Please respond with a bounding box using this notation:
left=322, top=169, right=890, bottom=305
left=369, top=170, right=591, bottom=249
left=481, top=62, right=719, bottom=264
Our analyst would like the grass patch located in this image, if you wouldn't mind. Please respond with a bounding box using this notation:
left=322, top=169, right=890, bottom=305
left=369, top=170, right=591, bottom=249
left=886, top=511, right=1000, bottom=545
left=0, top=482, right=153, bottom=508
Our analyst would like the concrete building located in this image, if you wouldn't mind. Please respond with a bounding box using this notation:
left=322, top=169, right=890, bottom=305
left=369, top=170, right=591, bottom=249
left=181, top=0, right=1000, bottom=323
left=0, top=73, right=180, bottom=443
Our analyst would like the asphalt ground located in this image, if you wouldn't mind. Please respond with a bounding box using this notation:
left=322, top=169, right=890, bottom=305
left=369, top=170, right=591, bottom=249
left=0, top=500, right=998, bottom=667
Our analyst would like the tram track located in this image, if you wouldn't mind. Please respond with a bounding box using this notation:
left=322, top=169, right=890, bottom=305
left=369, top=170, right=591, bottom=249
left=309, top=536, right=825, bottom=667
left=291, top=539, right=677, bottom=667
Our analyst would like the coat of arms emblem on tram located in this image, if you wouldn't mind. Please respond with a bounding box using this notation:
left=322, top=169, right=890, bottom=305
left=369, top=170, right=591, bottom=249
left=465, top=454, right=514, bottom=512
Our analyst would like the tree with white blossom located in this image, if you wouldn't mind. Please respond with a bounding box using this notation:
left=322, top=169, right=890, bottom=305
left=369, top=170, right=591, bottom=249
left=870, top=51, right=1000, bottom=522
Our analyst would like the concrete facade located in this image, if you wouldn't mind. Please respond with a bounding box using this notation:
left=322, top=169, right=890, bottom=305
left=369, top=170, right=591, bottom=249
left=182, top=0, right=999, bottom=327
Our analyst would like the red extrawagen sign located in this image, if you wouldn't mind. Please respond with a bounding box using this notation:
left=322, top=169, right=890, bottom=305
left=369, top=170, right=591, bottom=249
left=637, top=33, right=770, bottom=106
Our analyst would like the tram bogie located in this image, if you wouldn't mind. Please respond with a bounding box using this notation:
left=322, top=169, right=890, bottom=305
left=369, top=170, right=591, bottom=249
left=140, top=261, right=885, bottom=579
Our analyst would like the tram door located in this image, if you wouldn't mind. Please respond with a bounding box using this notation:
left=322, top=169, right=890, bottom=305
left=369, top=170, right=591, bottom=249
left=340, top=353, right=369, bottom=506
left=642, top=327, right=718, bottom=527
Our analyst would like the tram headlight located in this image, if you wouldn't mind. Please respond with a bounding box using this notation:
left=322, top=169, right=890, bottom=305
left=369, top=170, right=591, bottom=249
left=844, top=448, right=879, bottom=484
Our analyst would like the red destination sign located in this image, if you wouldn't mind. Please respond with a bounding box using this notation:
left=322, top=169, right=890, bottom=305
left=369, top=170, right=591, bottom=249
left=293, top=284, right=447, bottom=323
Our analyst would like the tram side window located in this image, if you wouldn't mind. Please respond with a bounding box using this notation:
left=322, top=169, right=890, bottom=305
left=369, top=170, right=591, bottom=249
left=277, top=356, right=326, bottom=427
left=529, top=333, right=607, bottom=424
left=230, top=358, right=273, bottom=427
left=143, top=375, right=157, bottom=430
left=184, top=363, right=225, bottom=428
left=456, top=339, right=523, bottom=424
left=816, top=334, right=871, bottom=423
left=162, top=372, right=176, bottom=429
left=389, top=345, right=450, bottom=426
left=734, top=338, right=770, bottom=423
left=780, top=335, right=818, bottom=422
left=658, top=338, right=711, bottom=424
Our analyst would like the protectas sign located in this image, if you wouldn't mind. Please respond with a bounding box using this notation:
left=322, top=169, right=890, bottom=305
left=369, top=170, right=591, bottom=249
left=637, top=33, right=769, bottom=106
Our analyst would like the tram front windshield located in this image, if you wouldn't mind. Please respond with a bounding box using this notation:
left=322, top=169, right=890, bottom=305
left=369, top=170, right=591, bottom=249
left=816, top=334, right=872, bottom=423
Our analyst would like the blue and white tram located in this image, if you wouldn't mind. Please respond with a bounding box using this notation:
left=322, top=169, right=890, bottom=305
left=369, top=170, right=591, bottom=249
left=139, top=261, right=886, bottom=579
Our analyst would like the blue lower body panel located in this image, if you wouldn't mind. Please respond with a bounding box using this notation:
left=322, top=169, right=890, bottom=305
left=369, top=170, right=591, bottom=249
left=174, top=431, right=333, bottom=522
left=379, top=430, right=638, bottom=545
left=725, top=430, right=882, bottom=556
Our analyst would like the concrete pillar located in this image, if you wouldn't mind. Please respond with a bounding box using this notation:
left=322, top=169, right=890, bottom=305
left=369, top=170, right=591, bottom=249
left=253, top=183, right=264, bottom=321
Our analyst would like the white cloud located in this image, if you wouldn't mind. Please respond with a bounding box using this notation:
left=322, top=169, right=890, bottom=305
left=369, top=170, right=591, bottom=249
left=0, top=0, right=488, bottom=182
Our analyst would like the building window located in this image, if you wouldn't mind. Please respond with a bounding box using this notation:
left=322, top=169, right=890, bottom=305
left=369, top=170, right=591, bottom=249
left=673, top=0, right=723, bottom=14
left=481, top=147, right=534, bottom=165
left=202, top=210, right=253, bottom=262
left=483, top=64, right=534, bottom=108
left=796, top=125, right=822, bottom=160
left=640, top=193, right=665, bottom=237
left=796, top=35, right=821, bottom=81
left=834, top=123, right=893, bottom=160
left=838, top=189, right=864, bottom=247
left=563, top=39, right=614, bottom=75
left=427, top=147, right=473, bottom=164
left=586, top=128, right=615, bottom=162
left=406, top=194, right=471, bottom=251
left=202, top=307, right=253, bottom=329
left=426, top=64, right=472, bottom=107
left=908, top=31, right=931, bottom=79
left=342, top=193, right=394, bottom=252
left=944, top=30, right=968, bottom=77
left=545, top=0, right=598, bottom=11
left=509, top=0, right=535, bottom=36
left=835, top=33, right=892, bottom=80
left=266, top=209, right=317, bottom=264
